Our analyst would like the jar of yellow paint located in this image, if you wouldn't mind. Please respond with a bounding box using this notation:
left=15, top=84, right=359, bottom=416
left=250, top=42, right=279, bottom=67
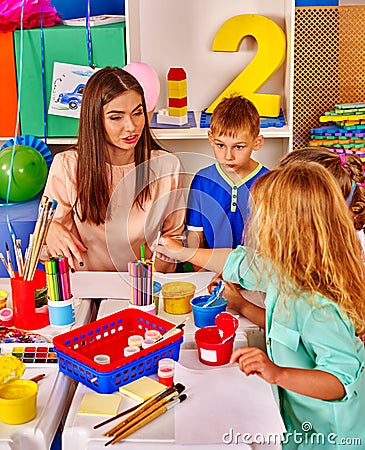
left=0, top=379, right=38, bottom=424
left=0, top=290, right=7, bottom=309
left=161, top=281, right=196, bottom=314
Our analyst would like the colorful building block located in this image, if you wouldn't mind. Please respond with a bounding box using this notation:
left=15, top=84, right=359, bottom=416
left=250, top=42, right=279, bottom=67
left=150, top=111, right=196, bottom=129
left=157, top=67, right=188, bottom=126
left=156, top=108, right=188, bottom=126
left=169, top=97, right=188, bottom=108
left=200, top=108, right=286, bottom=129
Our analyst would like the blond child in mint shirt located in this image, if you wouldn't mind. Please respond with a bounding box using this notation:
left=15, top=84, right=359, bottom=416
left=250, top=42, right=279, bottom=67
left=153, top=163, right=365, bottom=449
left=226, top=164, right=365, bottom=449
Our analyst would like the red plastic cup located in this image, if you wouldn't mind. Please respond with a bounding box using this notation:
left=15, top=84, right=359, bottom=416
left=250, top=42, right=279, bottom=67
left=195, top=326, right=235, bottom=366
left=10, top=270, right=50, bottom=330
left=158, top=358, right=175, bottom=386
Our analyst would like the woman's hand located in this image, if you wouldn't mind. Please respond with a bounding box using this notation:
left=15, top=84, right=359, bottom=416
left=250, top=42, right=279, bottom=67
left=45, top=221, right=87, bottom=270
left=230, top=347, right=281, bottom=385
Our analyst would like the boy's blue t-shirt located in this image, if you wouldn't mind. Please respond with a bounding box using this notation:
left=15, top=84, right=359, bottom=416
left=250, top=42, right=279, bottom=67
left=186, top=162, right=269, bottom=248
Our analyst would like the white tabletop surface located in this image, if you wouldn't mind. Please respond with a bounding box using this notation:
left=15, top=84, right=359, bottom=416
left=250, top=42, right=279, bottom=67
left=62, top=271, right=284, bottom=449
left=0, top=278, right=95, bottom=450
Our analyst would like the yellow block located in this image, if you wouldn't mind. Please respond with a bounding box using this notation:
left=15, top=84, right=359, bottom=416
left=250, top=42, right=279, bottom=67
left=168, top=88, right=187, bottom=99
left=77, top=393, right=121, bottom=415
left=119, top=376, right=166, bottom=402
left=168, top=79, right=187, bottom=91
left=168, top=106, right=188, bottom=116
left=319, top=114, right=365, bottom=122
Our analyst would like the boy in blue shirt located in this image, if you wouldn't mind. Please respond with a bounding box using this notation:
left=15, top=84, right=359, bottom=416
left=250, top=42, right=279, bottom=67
left=186, top=96, right=268, bottom=260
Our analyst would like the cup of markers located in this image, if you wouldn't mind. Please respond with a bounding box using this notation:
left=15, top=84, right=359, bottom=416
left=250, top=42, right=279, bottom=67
left=128, top=257, right=156, bottom=315
left=45, top=257, right=75, bottom=327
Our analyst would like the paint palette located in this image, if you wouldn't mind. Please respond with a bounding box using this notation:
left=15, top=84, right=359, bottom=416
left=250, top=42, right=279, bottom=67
left=0, top=344, right=58, bottom=364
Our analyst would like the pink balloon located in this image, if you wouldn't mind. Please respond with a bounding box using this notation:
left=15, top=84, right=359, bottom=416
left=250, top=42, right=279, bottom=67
left=124, top=62, right=160, bottom=112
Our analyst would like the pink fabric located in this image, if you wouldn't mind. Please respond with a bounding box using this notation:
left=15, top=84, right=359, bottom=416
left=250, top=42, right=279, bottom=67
left=0, top=0, right=61, bottom=33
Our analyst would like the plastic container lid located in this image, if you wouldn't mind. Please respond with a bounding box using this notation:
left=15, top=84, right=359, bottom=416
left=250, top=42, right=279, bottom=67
left=93, top=354, right=111, bottom=365
left=161, top=282, right=196, bottom=298
left=153, top=281, right=162, bottom=294
left=144, top=329, right=162, bottom=341
left=0, top=355, right=25, bottom=386
left=127, top=335, right=144, bottom=347
left=123, top=346, right=140, bottom=357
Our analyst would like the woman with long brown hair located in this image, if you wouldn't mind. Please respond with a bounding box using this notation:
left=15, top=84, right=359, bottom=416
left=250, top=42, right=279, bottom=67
left=44, top=66, right=185, bottom=272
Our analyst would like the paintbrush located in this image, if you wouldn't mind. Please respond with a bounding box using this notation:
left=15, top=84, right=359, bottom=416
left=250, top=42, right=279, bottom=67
left=105, top=394, right=187, bottom=446
left=151, top=230, right=161, bottom=263
left=30, top=373, right=46, bottom=383
left=0, top=252, right=11, bottom=277
left=153, top=318, right=189, bottom=344
left=106, top=390, right=184, bottom=439
left=99, top=383, right=185, bottom=432
left=5, top=243, right=15, bottom=278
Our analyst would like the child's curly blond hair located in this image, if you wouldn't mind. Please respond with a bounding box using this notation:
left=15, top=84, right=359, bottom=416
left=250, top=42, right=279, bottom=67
left=247, top=162, right=365, bottom=335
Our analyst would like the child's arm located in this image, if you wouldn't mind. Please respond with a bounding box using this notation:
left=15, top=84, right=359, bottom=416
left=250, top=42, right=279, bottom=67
left=153, top=237, right=232, bottom=273
left=230, top=347, right=345, bottom=401
left=187, top=230, right=205, bottom=272
left=224, top=282, right=266, bottom=328
left=209, top=278, right=265, bottom=328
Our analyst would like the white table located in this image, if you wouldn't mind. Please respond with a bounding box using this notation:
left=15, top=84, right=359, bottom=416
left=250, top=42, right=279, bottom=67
left=62, top=272, right=285, bottom=449
left=0, top=278, right=95, bottom=450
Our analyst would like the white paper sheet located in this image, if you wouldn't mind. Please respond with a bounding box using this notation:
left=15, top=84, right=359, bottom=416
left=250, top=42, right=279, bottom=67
left=174, top=361, right=285, bottom=445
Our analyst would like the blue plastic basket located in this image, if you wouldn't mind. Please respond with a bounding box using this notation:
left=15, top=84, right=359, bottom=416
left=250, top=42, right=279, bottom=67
left=53, top=308, right=183, bottom=393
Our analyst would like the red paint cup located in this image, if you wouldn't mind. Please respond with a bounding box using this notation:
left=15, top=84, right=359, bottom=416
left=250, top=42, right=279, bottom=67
left=195, top=326, right=235, bottom=366
left=0, top=307, right=13, bottom=326
left=158, top=358, right=175, bottom=386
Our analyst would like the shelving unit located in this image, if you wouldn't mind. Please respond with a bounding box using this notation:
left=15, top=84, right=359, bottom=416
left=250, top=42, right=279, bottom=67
left=1, top=0, right=295, bottom=172
left=126, top=0, right=295, bottom=170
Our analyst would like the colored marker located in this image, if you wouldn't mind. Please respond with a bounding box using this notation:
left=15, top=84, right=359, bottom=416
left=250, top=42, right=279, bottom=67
left=58, top=256, right=71, bottom=300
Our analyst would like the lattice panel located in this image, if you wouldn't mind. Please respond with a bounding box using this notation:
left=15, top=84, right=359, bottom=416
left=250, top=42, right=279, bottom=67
left=293, top=6, right=365, bottom=150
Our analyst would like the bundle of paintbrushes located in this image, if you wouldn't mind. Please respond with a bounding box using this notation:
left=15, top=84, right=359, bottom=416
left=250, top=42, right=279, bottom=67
left=95, top=383, right=187, bottom=446
left=128, top=259, right=154, bottom=307
left=0, top=195, right=58, bottom=280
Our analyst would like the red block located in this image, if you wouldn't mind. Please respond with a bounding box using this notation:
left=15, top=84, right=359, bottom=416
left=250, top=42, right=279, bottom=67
left=167, top=67, right=186, bottom=81
left=168, top=97, right=188, bottom=108
left=0, top=32, right=19, bottom=137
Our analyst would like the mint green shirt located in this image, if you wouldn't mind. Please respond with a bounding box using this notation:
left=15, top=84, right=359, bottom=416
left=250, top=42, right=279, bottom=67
left=223, top=246, right=365, bottom=449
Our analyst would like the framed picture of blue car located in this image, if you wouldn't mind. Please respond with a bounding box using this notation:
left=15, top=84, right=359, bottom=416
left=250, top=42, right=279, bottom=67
left=48, top=62, right=98, bottom=119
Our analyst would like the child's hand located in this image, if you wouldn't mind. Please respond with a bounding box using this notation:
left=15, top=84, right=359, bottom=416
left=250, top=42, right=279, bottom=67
left=152, top=236, right=196, bottom=262
left=207, top=274, right=223, bottom=293
left=45, top=221, right=87, bottom=271
left=230, top=347, right=281, bottom=385
left=224, top=282, right=248, bottom=313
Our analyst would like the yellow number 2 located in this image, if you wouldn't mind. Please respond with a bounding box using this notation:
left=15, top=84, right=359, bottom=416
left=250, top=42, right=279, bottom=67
left=206, top=14, right=286, bottom=117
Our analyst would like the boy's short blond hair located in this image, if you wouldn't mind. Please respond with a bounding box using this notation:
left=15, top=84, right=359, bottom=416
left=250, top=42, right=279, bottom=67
left=209, top=95, right=260, bottom=138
